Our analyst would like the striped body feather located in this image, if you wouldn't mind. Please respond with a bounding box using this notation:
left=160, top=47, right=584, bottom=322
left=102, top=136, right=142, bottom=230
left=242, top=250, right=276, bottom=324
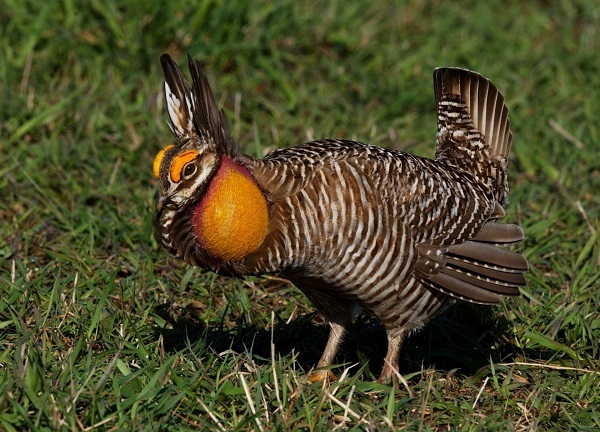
left=239, top=139, right=522, bottom=331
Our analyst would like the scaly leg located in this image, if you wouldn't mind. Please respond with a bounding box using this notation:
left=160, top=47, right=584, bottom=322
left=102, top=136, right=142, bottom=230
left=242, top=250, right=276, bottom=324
left=379, top=330, right=407, bottom=383
left=308, top=319, right=349, bottom=382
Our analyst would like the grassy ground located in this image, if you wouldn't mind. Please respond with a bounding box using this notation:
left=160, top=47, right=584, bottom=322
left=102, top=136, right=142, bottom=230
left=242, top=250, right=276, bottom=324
left=1, top=0, right=599, bottom=430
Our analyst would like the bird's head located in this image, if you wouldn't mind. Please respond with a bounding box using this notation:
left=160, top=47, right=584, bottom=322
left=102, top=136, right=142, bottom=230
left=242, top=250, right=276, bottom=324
left=153, top=54, right=230, bottom=211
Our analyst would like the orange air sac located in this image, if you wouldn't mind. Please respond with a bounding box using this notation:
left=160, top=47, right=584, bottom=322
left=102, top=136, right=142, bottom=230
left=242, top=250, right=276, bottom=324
left=193, top=156, right=269, bottom=261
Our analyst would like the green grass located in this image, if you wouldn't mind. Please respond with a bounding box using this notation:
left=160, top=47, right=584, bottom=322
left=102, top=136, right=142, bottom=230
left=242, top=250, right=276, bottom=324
left=1, top=0, right=599, bottom=430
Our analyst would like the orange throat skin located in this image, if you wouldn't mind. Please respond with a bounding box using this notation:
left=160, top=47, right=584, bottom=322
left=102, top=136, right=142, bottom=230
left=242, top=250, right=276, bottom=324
left=192, top=156, right=269, bottom=262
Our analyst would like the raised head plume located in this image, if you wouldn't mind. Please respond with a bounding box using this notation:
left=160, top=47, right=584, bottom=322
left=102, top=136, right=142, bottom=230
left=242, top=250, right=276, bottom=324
left=160, top=54, right=195, bottom=143
left=160, top=54, right=237, bottom=157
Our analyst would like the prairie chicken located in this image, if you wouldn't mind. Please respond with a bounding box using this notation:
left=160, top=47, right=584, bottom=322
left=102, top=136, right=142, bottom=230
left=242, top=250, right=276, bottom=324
left=153, top=54, right=528, bottom=382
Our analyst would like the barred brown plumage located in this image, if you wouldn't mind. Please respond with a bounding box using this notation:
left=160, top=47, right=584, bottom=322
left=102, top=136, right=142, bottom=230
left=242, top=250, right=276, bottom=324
left=153, top=54, right=528, bottom=382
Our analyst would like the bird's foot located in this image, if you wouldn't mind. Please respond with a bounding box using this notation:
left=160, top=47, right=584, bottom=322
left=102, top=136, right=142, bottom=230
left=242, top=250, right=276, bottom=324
left=308, top=369, right=337, bottom=383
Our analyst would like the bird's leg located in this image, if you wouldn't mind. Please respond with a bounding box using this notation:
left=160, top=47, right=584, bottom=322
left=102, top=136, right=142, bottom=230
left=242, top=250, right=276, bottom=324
left=308, top=319, right=348, bottom=382
left=379, top=330, right=407, bottom=384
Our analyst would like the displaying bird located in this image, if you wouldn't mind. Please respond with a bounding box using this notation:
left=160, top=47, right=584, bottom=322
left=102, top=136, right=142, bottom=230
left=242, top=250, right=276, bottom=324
left=153, top=54, right=528, bottom=382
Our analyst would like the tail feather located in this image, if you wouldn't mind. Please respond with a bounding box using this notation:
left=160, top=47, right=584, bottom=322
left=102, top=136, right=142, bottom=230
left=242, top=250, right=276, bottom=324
left=433, top=67, right=513, bottom=204
left=434, top=67, right=513, bottom=161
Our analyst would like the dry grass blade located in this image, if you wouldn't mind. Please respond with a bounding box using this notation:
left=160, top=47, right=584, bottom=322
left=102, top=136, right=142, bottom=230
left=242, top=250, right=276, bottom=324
left=270, top=311, right=283, bottom=411
left=197, top=398, right=227, bottom=432
left=499, top=362, right=600, bottom=375
left=472, top=376, right=489, bottom=409
left=239, top=373, right=264, bottom=432
left=386, top=359, right=414, bottom=398
left=323, top=389, right=371, bottom=426
left=549, top=119, right=585, bottom=150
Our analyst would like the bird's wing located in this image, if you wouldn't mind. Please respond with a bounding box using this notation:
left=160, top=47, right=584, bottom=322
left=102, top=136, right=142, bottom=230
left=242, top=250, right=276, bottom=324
left=413, top=202, right=528, bottom=304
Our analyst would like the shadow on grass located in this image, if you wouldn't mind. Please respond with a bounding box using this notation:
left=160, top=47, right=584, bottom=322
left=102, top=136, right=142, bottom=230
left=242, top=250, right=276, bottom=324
left=154, top=301, right=518, bottom=378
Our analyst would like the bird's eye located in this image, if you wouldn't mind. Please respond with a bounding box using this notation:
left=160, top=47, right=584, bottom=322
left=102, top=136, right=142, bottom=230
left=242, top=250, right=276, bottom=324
left=182, top=162, right=197, bottom=179
left=169, top=150, right=199, bottom=183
